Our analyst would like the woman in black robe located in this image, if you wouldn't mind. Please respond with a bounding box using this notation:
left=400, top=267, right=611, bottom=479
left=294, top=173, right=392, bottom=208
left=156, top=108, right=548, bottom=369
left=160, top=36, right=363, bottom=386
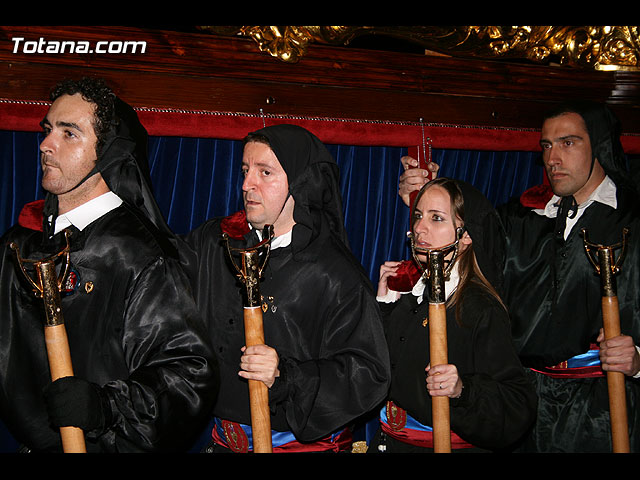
left=369, top=177, right=537, bottom=452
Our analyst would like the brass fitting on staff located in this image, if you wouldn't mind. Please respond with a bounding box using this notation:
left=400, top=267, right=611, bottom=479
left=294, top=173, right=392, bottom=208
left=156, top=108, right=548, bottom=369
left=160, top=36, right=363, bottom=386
left=10, top=229, right=73, bottom=327
left=408, top=227, right=465, bottom=304
left=581, top=227, right=629, bottom=298
left=222, top=225, right=274, bottom=308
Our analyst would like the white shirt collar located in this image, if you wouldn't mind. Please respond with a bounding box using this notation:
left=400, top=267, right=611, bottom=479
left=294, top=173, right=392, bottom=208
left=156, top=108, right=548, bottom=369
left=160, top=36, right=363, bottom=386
left=54, top=191, right=123, bottom=235
left=533, top=175, right=617, bottom=240
left=534, top=175, right=617, bottom=218
left=254, top=226, right=292, bottom=250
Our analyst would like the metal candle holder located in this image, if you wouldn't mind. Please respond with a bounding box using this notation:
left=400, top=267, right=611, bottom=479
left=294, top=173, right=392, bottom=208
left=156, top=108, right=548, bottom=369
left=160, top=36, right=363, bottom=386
left=221, top=224, right=275, bottom=453
left=581, top=227, right=630, bottom=453
left=10, top=229, right=86, bottom=453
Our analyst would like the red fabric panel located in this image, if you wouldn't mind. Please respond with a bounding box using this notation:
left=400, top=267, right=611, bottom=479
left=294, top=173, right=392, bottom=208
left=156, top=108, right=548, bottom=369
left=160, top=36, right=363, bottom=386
left=2, top=99, right=640, bottom=153
left=0, top=100, right=50, bottom=132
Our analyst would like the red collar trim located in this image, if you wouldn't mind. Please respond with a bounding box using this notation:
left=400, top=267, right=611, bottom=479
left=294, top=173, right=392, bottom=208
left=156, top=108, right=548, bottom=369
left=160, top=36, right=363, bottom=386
left=220, top=210, right=250, bottom=239
left=519, top=184, right=553, bottom=209
left=18, top=199, right=44, bottom=232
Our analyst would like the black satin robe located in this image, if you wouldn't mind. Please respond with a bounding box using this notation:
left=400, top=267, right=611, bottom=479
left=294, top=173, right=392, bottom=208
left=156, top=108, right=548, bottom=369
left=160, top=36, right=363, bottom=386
left=500, top=185, right=640, bottom=452
left=0, top=205, right=218, bottom=452
left=180, top=217, right=391, bottom=445
left=371, top=284, right=537, bottom=452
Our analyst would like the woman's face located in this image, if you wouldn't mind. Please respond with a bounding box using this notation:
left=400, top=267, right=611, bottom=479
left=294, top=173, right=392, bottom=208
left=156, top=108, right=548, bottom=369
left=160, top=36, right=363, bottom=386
left=412, top=185, right=471, bottom=261
left=413, top=185, right=458, bottom=249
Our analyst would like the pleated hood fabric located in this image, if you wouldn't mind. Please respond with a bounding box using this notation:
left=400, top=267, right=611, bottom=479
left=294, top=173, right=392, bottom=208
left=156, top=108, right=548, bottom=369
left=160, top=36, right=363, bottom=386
left=574, top=101, right=630, bottom=190
left=455, top=179, right=506, bottom=294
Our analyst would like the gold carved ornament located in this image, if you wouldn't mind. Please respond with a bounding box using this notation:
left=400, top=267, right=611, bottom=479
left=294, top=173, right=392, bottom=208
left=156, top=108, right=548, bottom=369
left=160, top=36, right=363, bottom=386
left=198, top=26, right=640, bottom=70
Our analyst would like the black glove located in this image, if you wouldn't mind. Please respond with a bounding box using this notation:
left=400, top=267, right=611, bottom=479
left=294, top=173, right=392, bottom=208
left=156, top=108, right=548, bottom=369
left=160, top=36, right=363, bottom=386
left=43, top=376, right=108, bottom=432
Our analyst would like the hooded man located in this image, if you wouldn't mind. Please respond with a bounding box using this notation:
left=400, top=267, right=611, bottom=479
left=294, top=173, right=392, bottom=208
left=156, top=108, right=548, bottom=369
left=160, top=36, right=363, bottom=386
left=397, top=101, right=640, bottom=452
left=181, top=124, right=390, bottom=453
left=0, top=77, right=217, bottom=452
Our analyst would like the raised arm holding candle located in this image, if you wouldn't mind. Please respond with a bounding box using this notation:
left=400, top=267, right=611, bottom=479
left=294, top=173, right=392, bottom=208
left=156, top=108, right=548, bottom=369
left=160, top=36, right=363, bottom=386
left=395, top=101, right=640, bottom=452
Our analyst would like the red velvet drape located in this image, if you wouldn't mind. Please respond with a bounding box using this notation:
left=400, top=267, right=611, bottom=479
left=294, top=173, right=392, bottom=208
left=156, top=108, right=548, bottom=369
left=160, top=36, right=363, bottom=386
left=2, top=100, right=639, bottom=153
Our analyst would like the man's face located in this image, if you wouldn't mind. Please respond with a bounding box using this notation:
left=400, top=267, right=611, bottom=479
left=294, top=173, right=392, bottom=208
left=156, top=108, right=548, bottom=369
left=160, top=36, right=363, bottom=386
left=39, top=93, right=99, bottom=197
left=242, top=141, right=294, bottom=235
left=540, top=112, right=604, bottom=204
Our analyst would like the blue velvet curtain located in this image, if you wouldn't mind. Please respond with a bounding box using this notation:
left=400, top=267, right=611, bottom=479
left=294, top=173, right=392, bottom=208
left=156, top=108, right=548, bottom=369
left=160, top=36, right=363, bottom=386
left=0, top=129, right=544, bottom=452
left=1, top=131, right=544, bottom=284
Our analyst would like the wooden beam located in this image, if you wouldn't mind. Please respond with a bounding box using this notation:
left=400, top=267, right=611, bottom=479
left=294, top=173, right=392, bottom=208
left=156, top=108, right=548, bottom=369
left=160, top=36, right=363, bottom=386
left=1, top=26, right=638, bottom=133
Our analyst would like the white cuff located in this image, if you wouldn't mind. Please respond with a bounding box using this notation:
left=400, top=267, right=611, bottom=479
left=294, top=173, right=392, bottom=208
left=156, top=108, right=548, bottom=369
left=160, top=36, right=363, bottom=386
left=376, top=290, right=401, bottom=304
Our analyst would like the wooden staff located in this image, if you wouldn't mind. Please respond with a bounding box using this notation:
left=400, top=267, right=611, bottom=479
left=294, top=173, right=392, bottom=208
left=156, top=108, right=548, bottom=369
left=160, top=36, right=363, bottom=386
left=410, top=229, right=462, bottom=453
left=223, top=226, right=274, bottom=453
left=426, top=249, right=451, bottom=453
left=409, top=134, right=452, bottom=451
left=11, top=230, right=87, bottom=453
left=582, top=227, right=630, bottom=453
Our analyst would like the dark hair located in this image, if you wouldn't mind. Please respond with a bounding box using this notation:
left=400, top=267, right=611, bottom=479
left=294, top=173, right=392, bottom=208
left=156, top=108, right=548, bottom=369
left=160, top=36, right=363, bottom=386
left=543, top=102, right=582, bottom=120
left=243, top=132, right=271, bottom=147
left=413, top=178, right=506, bottom=324
left=50, top=77, right=116, bottom=154
left=541, top=101, right=596, bottom=137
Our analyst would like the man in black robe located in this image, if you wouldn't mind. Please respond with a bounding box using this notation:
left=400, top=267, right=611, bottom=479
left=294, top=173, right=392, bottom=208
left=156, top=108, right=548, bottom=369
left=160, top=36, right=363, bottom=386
left=0, top=77, right=218, bottom=452
left=181, top=124, right=390, bottom=452
left=397, top=101, right=640, bottom=452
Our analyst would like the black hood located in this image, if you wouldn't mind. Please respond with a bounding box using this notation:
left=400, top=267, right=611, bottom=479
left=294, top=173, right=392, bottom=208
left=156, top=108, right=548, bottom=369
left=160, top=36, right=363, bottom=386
left=42, top=97, right=174, bottom=250
left=550, top=101, right=631, bottom=190
left=247, top=124, right=348, bottom=257
left=456, top=180, right=506, bottom=294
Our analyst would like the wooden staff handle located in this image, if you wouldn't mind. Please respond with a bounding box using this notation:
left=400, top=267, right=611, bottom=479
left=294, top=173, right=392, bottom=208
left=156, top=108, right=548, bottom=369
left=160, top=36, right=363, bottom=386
left=428, top=302, right=451, bottom=453
left=602, top=296, right=630, bottom=453
left=45, top=324, right=87, bottom=453
left=244, top=306, right=273, bottom=453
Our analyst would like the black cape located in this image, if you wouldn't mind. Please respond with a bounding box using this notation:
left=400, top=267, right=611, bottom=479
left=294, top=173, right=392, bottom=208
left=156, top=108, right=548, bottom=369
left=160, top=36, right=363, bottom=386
left=501, top=102, right=640, bottom=452
left=371, top=179, right=536, bottom=452
left=180, top=124, right=390, bottom=445
left=0, top=93, right=217, bottom=452
left=181, top=214, right=390, bottom=443
left=500, top=185, right=640, bottom=452
left=502, top=186, right=640, bottom=368
left=374, top=284, right=537, bottom=452
left=0, top=206, right=217, bottom=452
